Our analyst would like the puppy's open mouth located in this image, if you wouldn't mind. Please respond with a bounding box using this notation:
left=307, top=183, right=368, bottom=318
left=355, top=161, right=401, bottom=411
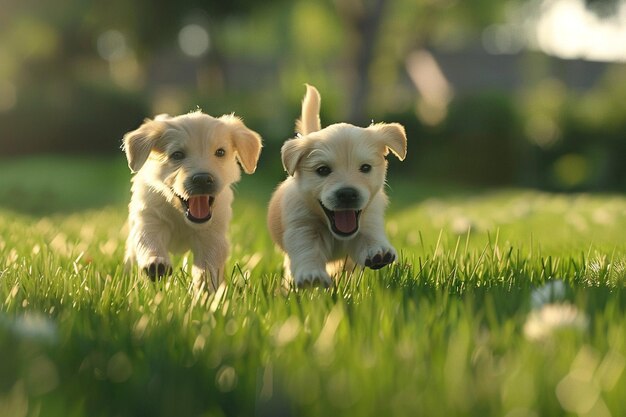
left=178, top=194, right=215, bottom=224
left=319, top=201, right=361, bottom=237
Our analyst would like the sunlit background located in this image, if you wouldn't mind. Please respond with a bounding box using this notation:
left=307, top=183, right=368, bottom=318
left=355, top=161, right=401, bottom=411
left=1, top=0, right=625, bottom=190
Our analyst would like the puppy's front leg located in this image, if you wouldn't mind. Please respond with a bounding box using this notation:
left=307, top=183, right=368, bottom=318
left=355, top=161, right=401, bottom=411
left=127, top=221, right=172, bottom=280
left=191, top=235, right=228, bottom=292
left=349, top=217, right=397, bottom=270
left=284, top=225, right=333, bottom=288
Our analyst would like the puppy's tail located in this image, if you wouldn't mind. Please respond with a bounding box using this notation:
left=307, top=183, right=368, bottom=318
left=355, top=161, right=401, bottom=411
left=296, top=84, right=321, bottom=136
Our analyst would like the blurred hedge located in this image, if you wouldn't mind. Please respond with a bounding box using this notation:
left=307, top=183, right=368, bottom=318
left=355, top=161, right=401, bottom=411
left=386, top=86, right=626, bottom=191
left=0, top=81, right=149, bottom=155
left=1, top=78, right=625, bottom=192
left=387, top=93, right=521, bottom=186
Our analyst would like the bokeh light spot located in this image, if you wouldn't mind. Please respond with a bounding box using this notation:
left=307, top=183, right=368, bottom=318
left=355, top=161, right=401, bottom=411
left=482, top=24, right=524, bottom=55
left=553, top=154, right=590, bottom=187
left=215, top=366, right=237, bottom=392
left=107, top=352, right=133, bottom=383
left=178, top=24, right=210, bottom=57
left=534, top=0, right=626, bottom=62
left=526, top=115, right=561, bottom=148
left=0, top=81, right=17, bottom=112
left=97, top=30, right=128, bottom=62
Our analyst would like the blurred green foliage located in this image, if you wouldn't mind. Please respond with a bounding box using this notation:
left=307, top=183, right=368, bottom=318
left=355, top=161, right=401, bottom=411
left=0, top=0, right=625, bottom=190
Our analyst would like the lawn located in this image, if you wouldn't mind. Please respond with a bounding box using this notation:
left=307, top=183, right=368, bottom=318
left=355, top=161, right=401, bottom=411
left=1, top=156, right=625, bottom=417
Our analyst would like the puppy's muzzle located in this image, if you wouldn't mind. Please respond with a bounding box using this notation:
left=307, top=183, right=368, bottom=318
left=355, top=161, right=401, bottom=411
left=177, top=172, right=219, bottom=224
left=320, top=187, right=363, bottom=238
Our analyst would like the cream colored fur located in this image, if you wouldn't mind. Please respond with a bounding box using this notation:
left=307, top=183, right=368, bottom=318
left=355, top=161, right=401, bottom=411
left=268, top=85, right=407, bottom=288
left=123, top=111, right=262, bottom=290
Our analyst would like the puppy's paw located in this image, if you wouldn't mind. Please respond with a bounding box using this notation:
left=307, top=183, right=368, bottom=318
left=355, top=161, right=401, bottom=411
left=293, top=269, right=333, bottom=289
left=362, top=245, right=397, bottom=270
left=143, top=257, right=172, bottom=281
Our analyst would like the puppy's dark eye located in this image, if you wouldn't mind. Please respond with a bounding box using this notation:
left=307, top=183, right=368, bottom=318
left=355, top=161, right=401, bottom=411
left=316, top=166, right=332, bottom=177
left=360, top=164, right=372, bottom=173
left=215, top=148, right=226, bottom=157
left=170, top=151, right=185, bottom=161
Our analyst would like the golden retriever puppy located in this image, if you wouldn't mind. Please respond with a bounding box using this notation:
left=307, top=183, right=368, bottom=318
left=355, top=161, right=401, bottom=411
left=123, top=111, right=262, bottom=289
left=267, top=85, right=407, bottom=288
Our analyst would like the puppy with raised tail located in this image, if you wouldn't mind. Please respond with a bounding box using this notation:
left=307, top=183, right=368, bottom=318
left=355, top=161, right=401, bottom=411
left=268, top=85, right=407, bottom=288
left=123, top=111, right=262, bottom=290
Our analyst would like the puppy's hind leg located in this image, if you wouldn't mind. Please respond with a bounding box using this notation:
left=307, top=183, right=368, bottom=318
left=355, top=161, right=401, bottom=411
left=191, top=235, right=228, bottom=292
left=191, top=263, right=223, bottom=292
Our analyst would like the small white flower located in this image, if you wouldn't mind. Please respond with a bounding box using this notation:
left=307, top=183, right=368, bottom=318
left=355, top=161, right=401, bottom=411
left=531, top=280, right=566, bottom=309
left=1, top=313, right=58, bottom=344
left=451, top=216, right=472, bottom=235
left=524, top=303, right=588, bottom=341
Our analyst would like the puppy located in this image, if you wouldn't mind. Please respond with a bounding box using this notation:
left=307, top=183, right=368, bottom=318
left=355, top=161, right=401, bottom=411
left=123, top=111, right=262, bottom=289
left=267, top=85, right=407, bottom=288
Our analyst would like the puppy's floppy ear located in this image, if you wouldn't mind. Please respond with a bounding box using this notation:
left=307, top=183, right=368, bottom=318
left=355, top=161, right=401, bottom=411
left=281, top=138, right=309, bottom=176
left=123, top=118, right=167, bottom=173
left=222, top=115, right=263, bottom=174
left=368, top=123, right=407, bottom=161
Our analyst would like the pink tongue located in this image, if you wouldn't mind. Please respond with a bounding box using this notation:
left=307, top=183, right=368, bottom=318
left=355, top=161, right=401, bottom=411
left=188, top=196, right=211, bottom=219
left=333, top=210, right=358, bottom=233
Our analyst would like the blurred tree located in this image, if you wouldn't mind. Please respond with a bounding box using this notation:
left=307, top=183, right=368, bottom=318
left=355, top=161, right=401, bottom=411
left=334, top=0, right=388, bottom=124
left=86, top=0, right=290, bottom=51
left=585, top=0, right=621, bottom=16
left=333, top=0, right=521, bottom=123
left=0, top=0, right=289, bottom=154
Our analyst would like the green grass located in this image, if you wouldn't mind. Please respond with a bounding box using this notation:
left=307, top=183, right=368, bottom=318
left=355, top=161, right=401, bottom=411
left=1, top=156, right=625, bottom=417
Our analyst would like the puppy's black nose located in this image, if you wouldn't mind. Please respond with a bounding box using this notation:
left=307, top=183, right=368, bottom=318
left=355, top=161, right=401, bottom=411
left=192, top=173, right=214, bottom=186
left=335, top=187, right=360, bottom=207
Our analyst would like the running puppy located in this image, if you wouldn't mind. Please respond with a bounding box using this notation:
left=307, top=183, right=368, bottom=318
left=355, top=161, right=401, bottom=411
left=267, top=85, right=407, bottom=288
left=123, top=111, right=262, bottom=289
